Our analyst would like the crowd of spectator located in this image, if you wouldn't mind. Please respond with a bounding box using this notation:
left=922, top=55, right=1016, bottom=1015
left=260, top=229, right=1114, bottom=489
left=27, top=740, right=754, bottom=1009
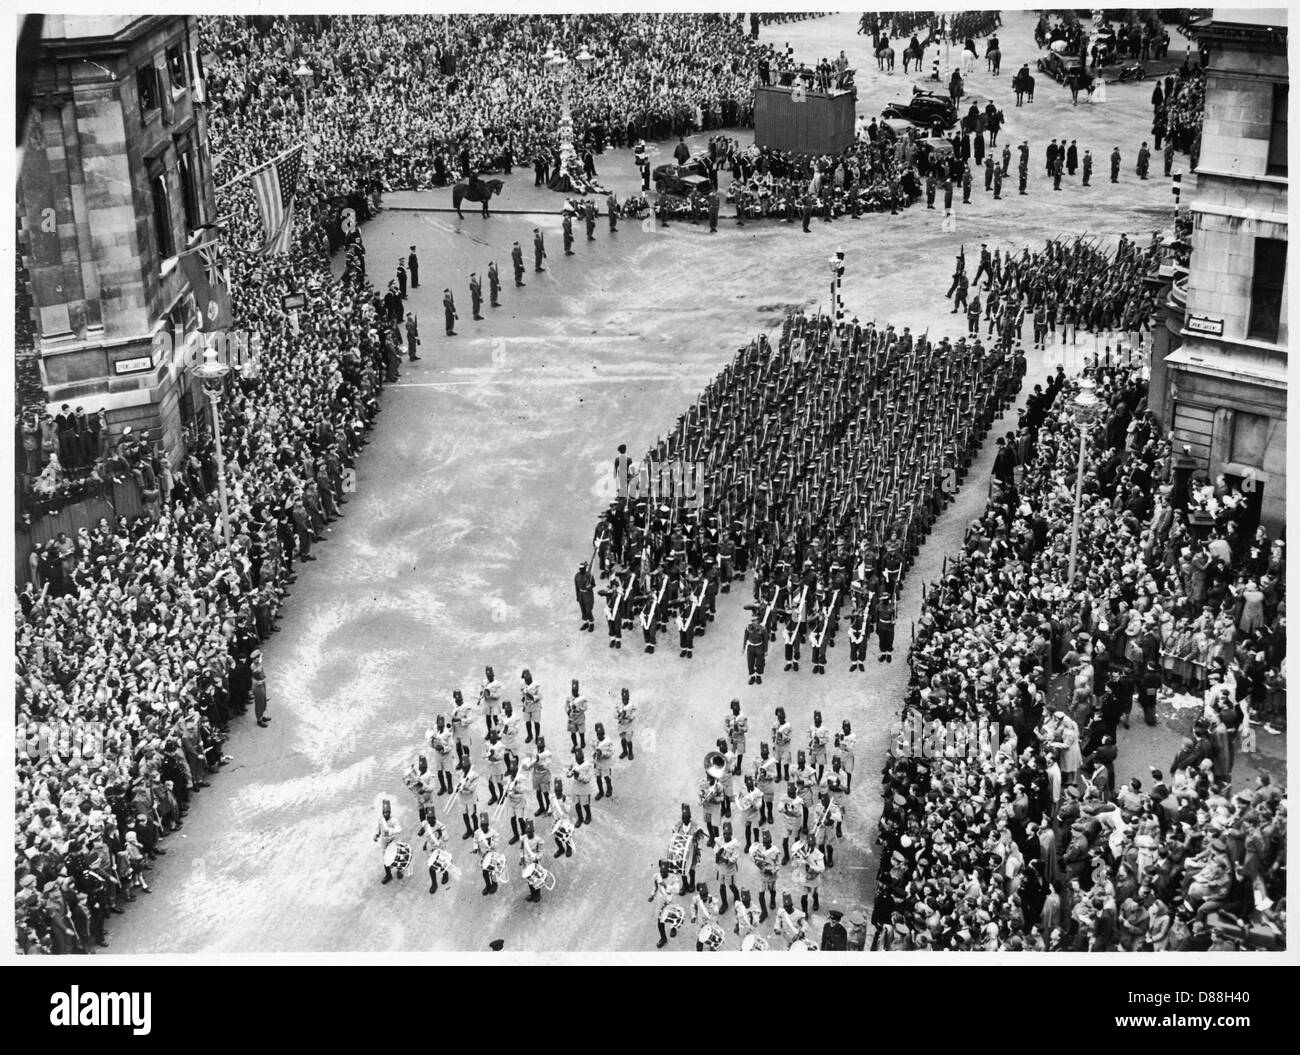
left=871, top=240, right=1287, bottom=949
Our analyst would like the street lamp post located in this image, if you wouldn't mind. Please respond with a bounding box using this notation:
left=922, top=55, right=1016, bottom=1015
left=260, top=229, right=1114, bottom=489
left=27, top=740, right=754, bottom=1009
left=544, top=43, right=594, bottom=185
left=295, top=59, right=314, bottom=170
left=194, top=347, right=233, bottom=549
left=1066, top=376, right=1101, bottom=584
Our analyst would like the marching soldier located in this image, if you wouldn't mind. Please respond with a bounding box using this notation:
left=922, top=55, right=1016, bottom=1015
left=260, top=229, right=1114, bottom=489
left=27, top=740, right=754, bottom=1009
left=848, top=602, right=868, bottom=670
left=676, top=600, right=697, bottom=658
left=1110, top=146, right=1122, bottom=182
left=454, top=756, right=480, bottom=840
left=691, top=882, right=721, bottom=950
left=419, top=814, right=451, bottom=895
left=810, top=605, right=832, bottom=674
left=511, top=241, right=526, bottom=287
left=473, top=812, right=500, bottom=896
left=520, top=668, right=542, bottom=745
left=808, top=710, right=831, bottom=780
left=836, top=720, right=857, bottom=792
left=469, top=272, right=484, bottom=320
left=778, top=781, right=803, bottom=863
left=442, top=288, right=458, bottom=336
left=427, top=716, right=455, bottom=794
left=584, top=199, right=597, bottom=240
left=480, top=664, right=503, bottom=732
left=737, top=774, right=764, bottom=852
left=755, top=742, right=779, bottom=826
left=374, top=796, right=401, bottom=885
left=530, top=735, right=554, bottom=817
left=743, top=611, right=767, bottom=685
left=567, top=747, right=595, bottom=826
left=713, top=821, right=741, bottom=913
left=714, top=737, right=738, bottom=819
left=876, top=592, right=897, bottom=662
left=592, top=722, right=616, bottom=800
left=616, top=686, right=636, bottom=760
left=499, top=699, right=521, bottom=771
left=484, top=729, right=507, bottom=806
left=825, top=757, right=848, bottom=838
left=565, top=678, right=588, bottom=752
left=813, top=791, right=839, bottom=868
left=562, top=210, right=575, bottom=255
left=750, top=830, right=780, bottom=921
left=520, top=821, right=545, bottom=903
left=575, top=561, right=596, bottom=631
left=534, top=227, right=547, bottom=271
left=725, top=698, right=749, bottom=772
left=604, top=581, right=624, bottom=649
left=1082, top=148, right=1093, bottom=186
left=781, top=612, right=802, bottom=672
left=772, top=706, right=794, bottom=782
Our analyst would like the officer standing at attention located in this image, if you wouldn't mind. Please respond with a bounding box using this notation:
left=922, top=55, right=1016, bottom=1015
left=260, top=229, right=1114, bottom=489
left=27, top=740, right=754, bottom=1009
left=1110, top=146, right=1122, bottom=182
left=562, top=210, right=575, bottom=255
left=443, top=288, right=458, bottom=336
left=744, top=612, right=768, bottom=685
left=575, top=561, right=596, bottom=632
left=607, top=192, right=619, bottom=232
left=1082, top=149, right=1093, bottom=186
left=534, top=227, right=547, bottom=271
left=512, top=242, right=526, bottom=287
left=469, top=272, right=484, bottom=320
left=407, top=245, right=419, bottom=288
left=488, top=260, right=502, bottom=306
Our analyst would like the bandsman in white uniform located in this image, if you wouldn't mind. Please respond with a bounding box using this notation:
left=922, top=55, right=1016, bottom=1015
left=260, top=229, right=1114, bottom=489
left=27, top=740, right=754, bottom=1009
left=374, top=795, right=401, bottom=885
left=502, top=758, right=530, bottom=844
left=773, top=892, right=808, bottom=948
left=418, top=814, right=451, bottom=895
left=565, top=678, right=588, bottom=753
left=650, top=859, right=679, bottom=948
left=794, top=750, right=820, bottom=832
left=690, top=882, right=722, bottom=951
left=836, top=720, right=857, bottom=792
left=724, top=698, right=749, bottom=772
left=733, top=889, right=761, bottom=941
left=796, top=832, right=825, bottom=916
left=592, top=722, right=616, bottom=800
left=736, top=774, right=765, bottom=852
left=450, top=689, right=476, bottom=764
left=484, top=729, right=507, bottom=805
left=825, top=757, right=848, bottom=839
left=755, top=742, right=779, bottom=826
left=616, top=686, right=636, bottom=760
left=530, top=735, right=554, bottom=816
left=499, top=700, right=522, bottom=770
left=479, top=665, right=503, bottom=733
left=778, top=781, right=803, bottom=863
left=520, top=820, right=545, bottom=903
left=808, top=710, right=831, bottom=780
left=403, top=755, right=435, bottom=822
left=472, top=812, right=501, bottom=896
left=453, top=756, right=480, bottom=840
left=550, top=776, right=577, bottom=858
left=714, top=737, right=737, bottom=819
left=520, top=669, right=542, bottom=745
left=698, top=773, right=723, bottom=846
left=750, top=830, right=780, bottom=921
left=567, top=747, right=595, bottom=826
left=772, top=706, right=793, bottom=782
left=812, top=790, right=840, bottom=869
left=427, top=716, right=456, bottom=794
left=713, top=820, right=741, bottom=913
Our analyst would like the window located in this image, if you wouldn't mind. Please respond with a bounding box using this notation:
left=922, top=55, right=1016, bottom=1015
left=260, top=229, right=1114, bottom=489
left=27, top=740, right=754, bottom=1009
left=151, top=173, right=175, bottom=261
left=1230, top=411, right=1269, bottom=468
left=1268, top=83, right=1287, bottom=176
left=1247, top=237, right=1286, bottom=343
left=137, top=64, right=159, bottom=119
left=167, top=45, right=187, bottom=92
left=177, top=148, right=202, bottom=233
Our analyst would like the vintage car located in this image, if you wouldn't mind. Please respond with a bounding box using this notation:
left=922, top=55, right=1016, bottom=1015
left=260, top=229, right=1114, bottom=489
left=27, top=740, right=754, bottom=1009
left=652, top=156, right=717, bottom=196
left=1037, top=50, right=1087, bottom=85
left=880, top=88, right=958, bottom=130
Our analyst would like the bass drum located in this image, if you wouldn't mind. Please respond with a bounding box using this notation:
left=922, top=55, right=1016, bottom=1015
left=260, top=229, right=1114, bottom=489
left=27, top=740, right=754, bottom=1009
left=383, top=841, right=413, bottom=877
left=740, top=933, right=770, bottom=952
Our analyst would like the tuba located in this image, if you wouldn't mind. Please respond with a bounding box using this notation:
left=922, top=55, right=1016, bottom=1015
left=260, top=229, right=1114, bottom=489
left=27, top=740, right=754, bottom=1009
left=704, top=751, right=728, bottom=780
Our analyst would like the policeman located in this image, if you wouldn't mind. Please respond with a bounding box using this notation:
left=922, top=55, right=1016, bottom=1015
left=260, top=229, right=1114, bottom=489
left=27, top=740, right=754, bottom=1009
left=442, top=288, right=458, bottom=336
left=574, top=561, right=595, bottom=631
left=469, top=272, right=483, bottom=320
left=743, top=612, right=767, bottom=684
left=511, top=242, right=526, bottom=287
left=562, top=210, right=575, bottom=255
left=533, top=227, right=547, bottom=271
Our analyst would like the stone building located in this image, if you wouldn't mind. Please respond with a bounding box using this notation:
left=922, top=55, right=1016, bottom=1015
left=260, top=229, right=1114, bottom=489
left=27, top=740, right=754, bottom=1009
left=16, top=14, right=215, bottom=462
left=1151, top=8, right=1288, bottom=530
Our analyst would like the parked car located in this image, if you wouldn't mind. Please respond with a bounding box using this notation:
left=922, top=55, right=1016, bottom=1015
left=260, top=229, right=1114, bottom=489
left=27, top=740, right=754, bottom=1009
left=1036, top=50, right=1084, bottom=84
left=653, top=156, right=717, bottom=196
left=881, top=88, right=957, bottom=130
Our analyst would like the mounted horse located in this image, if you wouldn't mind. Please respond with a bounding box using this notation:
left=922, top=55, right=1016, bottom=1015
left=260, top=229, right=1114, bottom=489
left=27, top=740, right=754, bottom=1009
left=452, top=178, right=504, bottom=218
left=875, top=42, right=895, bottom=71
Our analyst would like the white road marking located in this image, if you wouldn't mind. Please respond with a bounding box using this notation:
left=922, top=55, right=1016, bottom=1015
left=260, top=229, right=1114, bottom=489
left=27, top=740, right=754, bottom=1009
left=390, top=374, right=714, bottom=388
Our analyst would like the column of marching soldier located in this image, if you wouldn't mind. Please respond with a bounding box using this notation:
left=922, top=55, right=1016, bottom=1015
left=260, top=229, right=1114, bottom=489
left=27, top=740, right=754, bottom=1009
left=374, top=199, right=618, bottom=353
left=648, top=698, right=865, bottom=951
left=580, top=309, right=1026, bottom=682
left=377, top=667, right=640, bottom=906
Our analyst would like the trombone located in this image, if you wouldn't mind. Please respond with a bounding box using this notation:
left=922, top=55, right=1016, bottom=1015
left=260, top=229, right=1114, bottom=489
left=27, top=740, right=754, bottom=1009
left=441, top=771, right=470, bottom=815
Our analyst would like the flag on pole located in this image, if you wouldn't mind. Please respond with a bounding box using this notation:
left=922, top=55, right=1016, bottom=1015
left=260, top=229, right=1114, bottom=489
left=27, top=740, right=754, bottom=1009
left=251, top=145, right=304, bottom=255
left=179, top=239, right=233, bottom=332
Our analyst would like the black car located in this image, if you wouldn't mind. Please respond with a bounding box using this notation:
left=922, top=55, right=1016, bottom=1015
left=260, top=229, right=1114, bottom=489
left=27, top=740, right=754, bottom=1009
left=881, top=89, right=957, bottom=130
left=652, top=156, right=717, bottom=197
left=1037, top=50, right=1086, bottom=85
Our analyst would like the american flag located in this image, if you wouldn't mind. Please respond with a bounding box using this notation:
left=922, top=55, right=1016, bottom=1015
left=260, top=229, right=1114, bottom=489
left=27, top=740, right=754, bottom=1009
left=251, top=145, right=304, bottom=255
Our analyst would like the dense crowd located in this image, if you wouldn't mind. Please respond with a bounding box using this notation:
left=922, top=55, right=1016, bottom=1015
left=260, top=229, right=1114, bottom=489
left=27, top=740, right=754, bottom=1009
left=203, top=13, right=765, bottom=251
left=1154, top=65, right=1207, bottom=170
left=871, top=244, right=1287, bottom=949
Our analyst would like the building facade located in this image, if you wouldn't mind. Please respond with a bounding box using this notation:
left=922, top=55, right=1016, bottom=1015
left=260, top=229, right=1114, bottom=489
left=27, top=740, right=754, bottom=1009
left=16, top=15, right=215, bottom=461
left=1153, top=8, right=1288, bottom=530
